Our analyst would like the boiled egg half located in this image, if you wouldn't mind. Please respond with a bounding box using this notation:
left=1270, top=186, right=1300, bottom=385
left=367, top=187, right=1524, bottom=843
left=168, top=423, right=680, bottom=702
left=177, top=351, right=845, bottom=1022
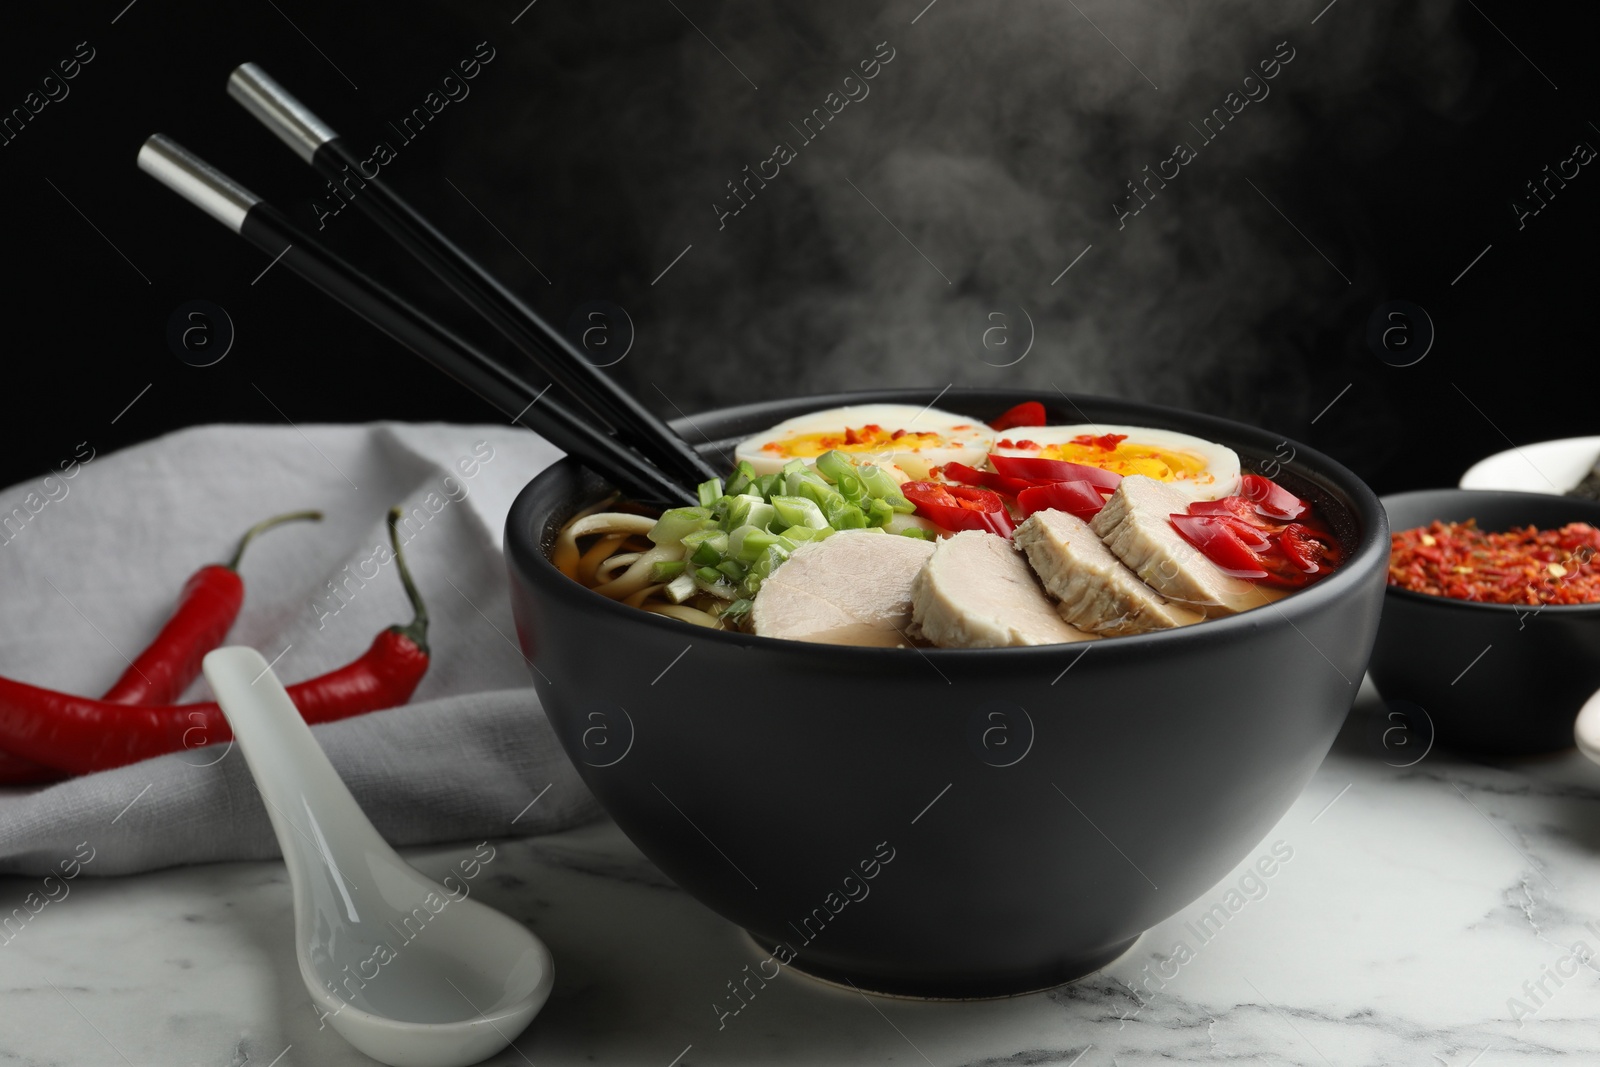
left=991, top=424, right=1240, bottom=499
left=735, top=403, right=995, bottom=480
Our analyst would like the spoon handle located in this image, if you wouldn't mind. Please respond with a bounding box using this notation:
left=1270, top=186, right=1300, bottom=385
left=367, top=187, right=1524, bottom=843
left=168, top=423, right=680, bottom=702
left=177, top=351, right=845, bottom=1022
left=203, top=646, right=392, bottom=913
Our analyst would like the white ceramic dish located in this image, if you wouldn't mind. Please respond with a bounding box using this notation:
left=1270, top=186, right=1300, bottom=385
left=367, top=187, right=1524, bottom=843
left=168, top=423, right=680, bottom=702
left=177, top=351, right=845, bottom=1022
left=1458, top=436, right=1600, bottom=495
left=1577, top=688, right=1600, bottom=766
left=203, top=647, right=553, bottom=1067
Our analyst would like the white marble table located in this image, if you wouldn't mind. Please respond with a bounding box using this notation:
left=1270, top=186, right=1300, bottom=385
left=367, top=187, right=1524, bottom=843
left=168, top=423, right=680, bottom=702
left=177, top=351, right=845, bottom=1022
left=4, top=680, right=1599, bottom=1067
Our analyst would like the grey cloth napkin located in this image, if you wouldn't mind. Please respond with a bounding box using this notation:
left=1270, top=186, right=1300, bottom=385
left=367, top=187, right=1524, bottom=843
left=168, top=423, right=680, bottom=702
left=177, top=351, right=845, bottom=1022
left=0, top=422, right=604, bottom=877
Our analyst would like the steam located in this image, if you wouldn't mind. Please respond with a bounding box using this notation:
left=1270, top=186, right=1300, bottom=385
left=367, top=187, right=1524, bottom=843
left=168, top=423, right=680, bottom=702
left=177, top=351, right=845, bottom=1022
left=449, top=1, right=1473, bottom=450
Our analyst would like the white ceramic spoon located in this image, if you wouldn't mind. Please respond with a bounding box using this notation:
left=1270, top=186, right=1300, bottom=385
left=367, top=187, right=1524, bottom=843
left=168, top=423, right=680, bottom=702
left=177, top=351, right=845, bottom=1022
left=1576, top=686, right=1600, bottom=765
left=203, top=646, right=552, bottom=1067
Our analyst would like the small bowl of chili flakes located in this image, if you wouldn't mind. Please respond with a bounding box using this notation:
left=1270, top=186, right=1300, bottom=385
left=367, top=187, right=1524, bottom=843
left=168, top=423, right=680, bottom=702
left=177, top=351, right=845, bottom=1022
left=1369, top=489, right=1600, bottom=754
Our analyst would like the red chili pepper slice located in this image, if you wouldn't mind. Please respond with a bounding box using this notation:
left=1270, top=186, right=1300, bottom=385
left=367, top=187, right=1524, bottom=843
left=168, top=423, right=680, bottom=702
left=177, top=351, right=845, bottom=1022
left=988, top=454, right=1122, bottom=492
left=1168, top=475, right=1341, bottom=588
left=1238, top=474, right=1310, bottom=520
left=942, top=462, right=1035, bottom=497
left=988, top=401, right=1047, bottom=432
left=0, top=508, right=430, bottom=777
left=1070, top=433, right=1129, bottom=451
left=1016, top=480, right=1106, bottom=521
left=1214, top=513, right=1273, bottom=549
left=903, top=481, right=1015, bottom=536
left=1273, top=523, right=1341, bottom=575
left=1169, top=513, right=1270, bottom=580
left=101, top=510, right=323, bottom=706
left=1187, top=495, right=1261, bottom=521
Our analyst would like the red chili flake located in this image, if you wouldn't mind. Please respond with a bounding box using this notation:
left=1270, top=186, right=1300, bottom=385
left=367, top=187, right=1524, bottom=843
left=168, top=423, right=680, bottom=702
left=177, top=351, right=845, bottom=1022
left=1389, top=519, right=1600, bottom=605
left=1012, top=439, right=1040, bottom=451
left=997, top=438, right=1014, bottom=449
left=1071, top=433, right=1130, bottom=451
left=891, top=428, right=907, bottom=440
left=843, top=427, right=863, bottom=445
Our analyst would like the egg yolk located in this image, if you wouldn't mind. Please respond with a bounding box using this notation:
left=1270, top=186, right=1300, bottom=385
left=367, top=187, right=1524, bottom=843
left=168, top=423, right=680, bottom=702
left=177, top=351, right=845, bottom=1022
left=760, top=423, right=952, bottom=458
left=1000, top=433, right=1213, bottom=484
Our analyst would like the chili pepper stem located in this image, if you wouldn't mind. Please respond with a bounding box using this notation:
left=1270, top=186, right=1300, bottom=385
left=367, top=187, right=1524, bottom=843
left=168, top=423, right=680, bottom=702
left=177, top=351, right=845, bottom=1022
left=227, top=509, right=324, bottom=569
left=386, top=507, right=430, bottom=652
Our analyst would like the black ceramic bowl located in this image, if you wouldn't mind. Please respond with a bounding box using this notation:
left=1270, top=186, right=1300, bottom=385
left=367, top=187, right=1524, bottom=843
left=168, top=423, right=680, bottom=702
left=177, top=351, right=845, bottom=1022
left=1369, top=489, right=1600, bottom=755
left=505, top=389, right=1388, bottom=997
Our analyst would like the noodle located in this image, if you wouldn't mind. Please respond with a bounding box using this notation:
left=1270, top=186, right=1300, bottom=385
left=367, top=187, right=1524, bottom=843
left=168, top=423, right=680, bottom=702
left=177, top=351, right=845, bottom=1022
left=623, top=583, right=665, bottom=607
left=554, top=506, right=736, bottom=629
left=595, top=552, right=642, bottom=584
left=576, top=534, right=627, bottom=586
left=591, top=544, right=678, bottom=599
left=551, top=507, right=653, bottom=578
left=645, top=603, right=722, bottom=627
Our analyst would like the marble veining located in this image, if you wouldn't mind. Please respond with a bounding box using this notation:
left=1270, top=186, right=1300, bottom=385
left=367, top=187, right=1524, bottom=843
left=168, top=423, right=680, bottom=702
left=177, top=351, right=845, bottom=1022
left=3, top=682, right=1599, bottom=1066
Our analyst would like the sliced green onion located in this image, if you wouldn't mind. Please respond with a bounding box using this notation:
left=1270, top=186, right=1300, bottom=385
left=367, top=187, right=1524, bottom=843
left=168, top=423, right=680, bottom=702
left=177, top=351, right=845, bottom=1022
left=782, top=525, right=832, bottom=545
left=743, top=500, right=777, bottom=532
left=695, top=573, right=738, bottom=600
left=649, top=507, right=714, bottom=545
left=726, top=523, right=762, bottom=558
left=810, top=489, right=865, bottom=530
left=697, top=477, right=724, bottom=508
left=865, top=497, right=896, bottom=528
left=898, top=526, right=935, bottom=540
left=723, top=494, right=751, bottom=529
left=651, top=560, right=687, bottom=582
left=797, top=478, right=843, bottom=511
left=858, top=464, right=914, bottom=511
left=814, top=450, right=855, bottom=485
left=644, top=452, right=928, bottom=620
left=725, top=461, right=756, bottom=497
left=770, top=494, right=829, bottom=531
left=733, top=529, right=784, bottom=562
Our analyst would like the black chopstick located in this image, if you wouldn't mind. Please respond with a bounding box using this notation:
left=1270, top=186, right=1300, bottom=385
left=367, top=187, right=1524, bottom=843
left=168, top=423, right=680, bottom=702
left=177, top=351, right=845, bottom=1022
left=226, top=62, right=722, bottom=490
left=137, top=134, right=697, bottom=508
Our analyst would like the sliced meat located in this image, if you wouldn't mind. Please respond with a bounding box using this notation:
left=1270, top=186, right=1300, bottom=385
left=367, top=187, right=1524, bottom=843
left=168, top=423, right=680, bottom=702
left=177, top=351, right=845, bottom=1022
left=911, top=530, right=1097, bottom=648
left=1014, top=509, right=1203, bottom=635
left=1089, top=475, right=1264, bottom=617
left=751, top=530, right=935, bottom=646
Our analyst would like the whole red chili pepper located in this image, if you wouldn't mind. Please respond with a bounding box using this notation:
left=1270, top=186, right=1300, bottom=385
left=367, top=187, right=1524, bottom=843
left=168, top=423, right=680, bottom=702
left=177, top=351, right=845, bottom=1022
left=0, top=508, right=429, bottom=777
left=0, top=509, right=323, bottom=786
left=0, top=749, right=56, bottom=786
left=102, top=509, right=323, bottom=704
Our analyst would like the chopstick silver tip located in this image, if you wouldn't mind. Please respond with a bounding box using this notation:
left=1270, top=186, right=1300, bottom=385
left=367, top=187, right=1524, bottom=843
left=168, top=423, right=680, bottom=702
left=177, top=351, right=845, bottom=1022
left=136, top=133, right=260, bottom=233
left=228, top=61, right=337, bottom=162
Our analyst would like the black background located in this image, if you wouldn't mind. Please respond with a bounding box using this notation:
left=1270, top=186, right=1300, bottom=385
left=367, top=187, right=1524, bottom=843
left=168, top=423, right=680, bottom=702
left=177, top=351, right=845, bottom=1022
left=1, top=1, right=1593, bottom=496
